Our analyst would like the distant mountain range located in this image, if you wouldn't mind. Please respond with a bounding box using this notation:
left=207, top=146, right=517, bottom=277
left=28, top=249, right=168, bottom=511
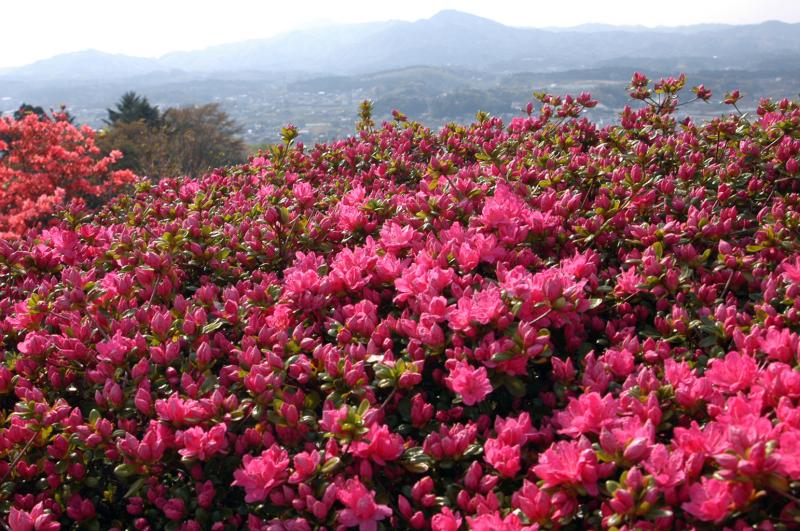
left=4, top=10, right=800, bottom=80
left=2, top=11, right=799, bottom=145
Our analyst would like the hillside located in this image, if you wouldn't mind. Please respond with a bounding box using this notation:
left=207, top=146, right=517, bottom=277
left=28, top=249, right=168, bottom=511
left=2, top=76, right=800, bottom=529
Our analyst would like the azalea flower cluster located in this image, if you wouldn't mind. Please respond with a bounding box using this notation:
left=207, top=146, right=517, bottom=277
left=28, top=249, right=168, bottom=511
left=1, top=73, right=800, bottom=529
left=0, top=112, right=136, bottom=237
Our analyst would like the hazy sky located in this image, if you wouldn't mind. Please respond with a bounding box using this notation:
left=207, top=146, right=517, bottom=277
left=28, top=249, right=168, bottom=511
left=1, top=0, right=798, bottom=68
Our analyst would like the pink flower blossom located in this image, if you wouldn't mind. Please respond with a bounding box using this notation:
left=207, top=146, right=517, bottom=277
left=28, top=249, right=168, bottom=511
left=9, top=502, right=60, bottom=531
left=554, top=392, right=618, bottom=437
left=447, top=286, right=506, bottom=331
left=178, top=424, right=228, bottom=461
left=706, top=351, right=758, bottom=393
left=758, top=327, right=799, bottom=363
left=336, top=478, right=392, bottom=531
left=533, top=437, right=614, bottom=496
left=95, top=329, right=135, bottom=365
left=289, top=450, right=320, bottom=483
left=782, top=256, right=800, bottom=283
left=379, top=222, right=417, bottom=253
left=352, top=423, right=405, bottom=465
left=681, top=478, right=733, bottom=523
left=444, top=360, right=493, bottom=406
left=431, top=507, right=462, bottom=531
left=232, top=444, right=290, bottom=503
left=4, top=75, right=800, bottom=530
left=484, top=438, right=520, bottom=478
left=467, top=511, right=531, bottom=531
left=162, top=498, right=185, bottom=521
left=155, top=393, right=209, bottom=426
left=512, top=480, right=551, bottom=522
left=614, top=266, right=644, bottom=297
left=423, top=422, right=478, bottom=460
left=495, top=412, right=535, bottom=447
left=644, top=444, right=686, bottom=490
left=776, top=428, right=800, bottom=479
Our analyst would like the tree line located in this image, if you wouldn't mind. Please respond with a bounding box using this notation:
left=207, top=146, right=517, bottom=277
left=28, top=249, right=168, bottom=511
left=0, top=92, right=248, bottom=236
left=10, top=92, right=247, bottom=180
left=98, top=92, right=247, bottom=178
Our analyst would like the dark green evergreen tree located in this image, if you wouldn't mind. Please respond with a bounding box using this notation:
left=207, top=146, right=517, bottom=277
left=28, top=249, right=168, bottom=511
left=105, top=91, right=161, bottom=127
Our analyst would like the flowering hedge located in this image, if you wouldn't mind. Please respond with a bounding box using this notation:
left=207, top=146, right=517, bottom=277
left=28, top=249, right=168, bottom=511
left=1, top=74, right=800, bottom=530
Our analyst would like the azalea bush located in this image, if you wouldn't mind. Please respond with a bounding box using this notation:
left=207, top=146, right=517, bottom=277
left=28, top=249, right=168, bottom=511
left=0, top=111, right=135, bottom=238
left=1, top=73, right=800, bottom=530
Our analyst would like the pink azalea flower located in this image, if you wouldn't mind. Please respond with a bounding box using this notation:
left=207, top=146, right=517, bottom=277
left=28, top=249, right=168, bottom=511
left=431, top=507, right=462, bottom=531
left=758, top=327, right=799, bottom=363
left=162, top=498, right=185, bottom=521
left=533, top=437, right=614, bottom=496
left=379, top=221, right=417, bottom=253
left=467, top=511, right=531, bottom=531
left=9, top=502, right=60, bottom=531
left=178, top=424, right=228, bottom=461
left=604, top=415, right=654, bottom=449
left=495, top=412, right=535, bottom=447
left=705, top=351, right=758, bottom=393
left=319, top=404, right=349, bottom=436
left=674, top=420, right=728, bottom=458
left=444, top=360, right=493, bottom=406
left=155, top=393, right=209, bottom=426
left=343, top=300, right=379, bottom=337
left=782, top=256, right=800, bottom=283
left=352, top=423, right=404, bottom=465
left=484, top=438, right=521, bottom=478
left=65, top=494, right=96, bottom=522
left=614, top=266, right=644, bottom=297
left=291, top=181, right=315, bottom=208
left=480, top=184, right=526, bottom=233
left=423, top=422, right=478, bottom=460
left=232, top=444, right=290, bottom=503
left=289, top=450, right=320, bottom=483
left=681, top=478, right=733, bottom=523
left=446, top=286, right=506, bottom=330
left=776, top=428, right=800, bottom=479
left=644, top=444, right=686, bottom=490
left=512, top=480, right=551, bottom=523
left=118, top=420, right=170, bottom=464
left=95, top=329, right=135, bottom=365
left=554, top=392, right=618, bottom=437
left=336, top=478, right=392, bottom=531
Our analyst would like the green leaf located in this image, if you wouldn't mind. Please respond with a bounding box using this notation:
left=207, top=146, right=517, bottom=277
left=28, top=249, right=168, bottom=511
left=321, top=457, right=341, bottom=474
left=491, top=351, right=516, bottom=362
left=124, top=477, right=146, bottom=498
left=504, top=377, right=526, bottom=397
left=403, top=461, right=430, bottom=473
left=652, top=241, right=663, bottom=259
left=357, top=398, right=370, bottom=416
left=279, top=206, right=291, bottom=225
left=114, top=464, right=135, bottom=478
left=199, top=374, right=219, bottom=394
left=698, top=335, right=719, bottom=348
left=201, top=320, right=226, bottom=335
left=605, top=480, right=621, bottom=494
